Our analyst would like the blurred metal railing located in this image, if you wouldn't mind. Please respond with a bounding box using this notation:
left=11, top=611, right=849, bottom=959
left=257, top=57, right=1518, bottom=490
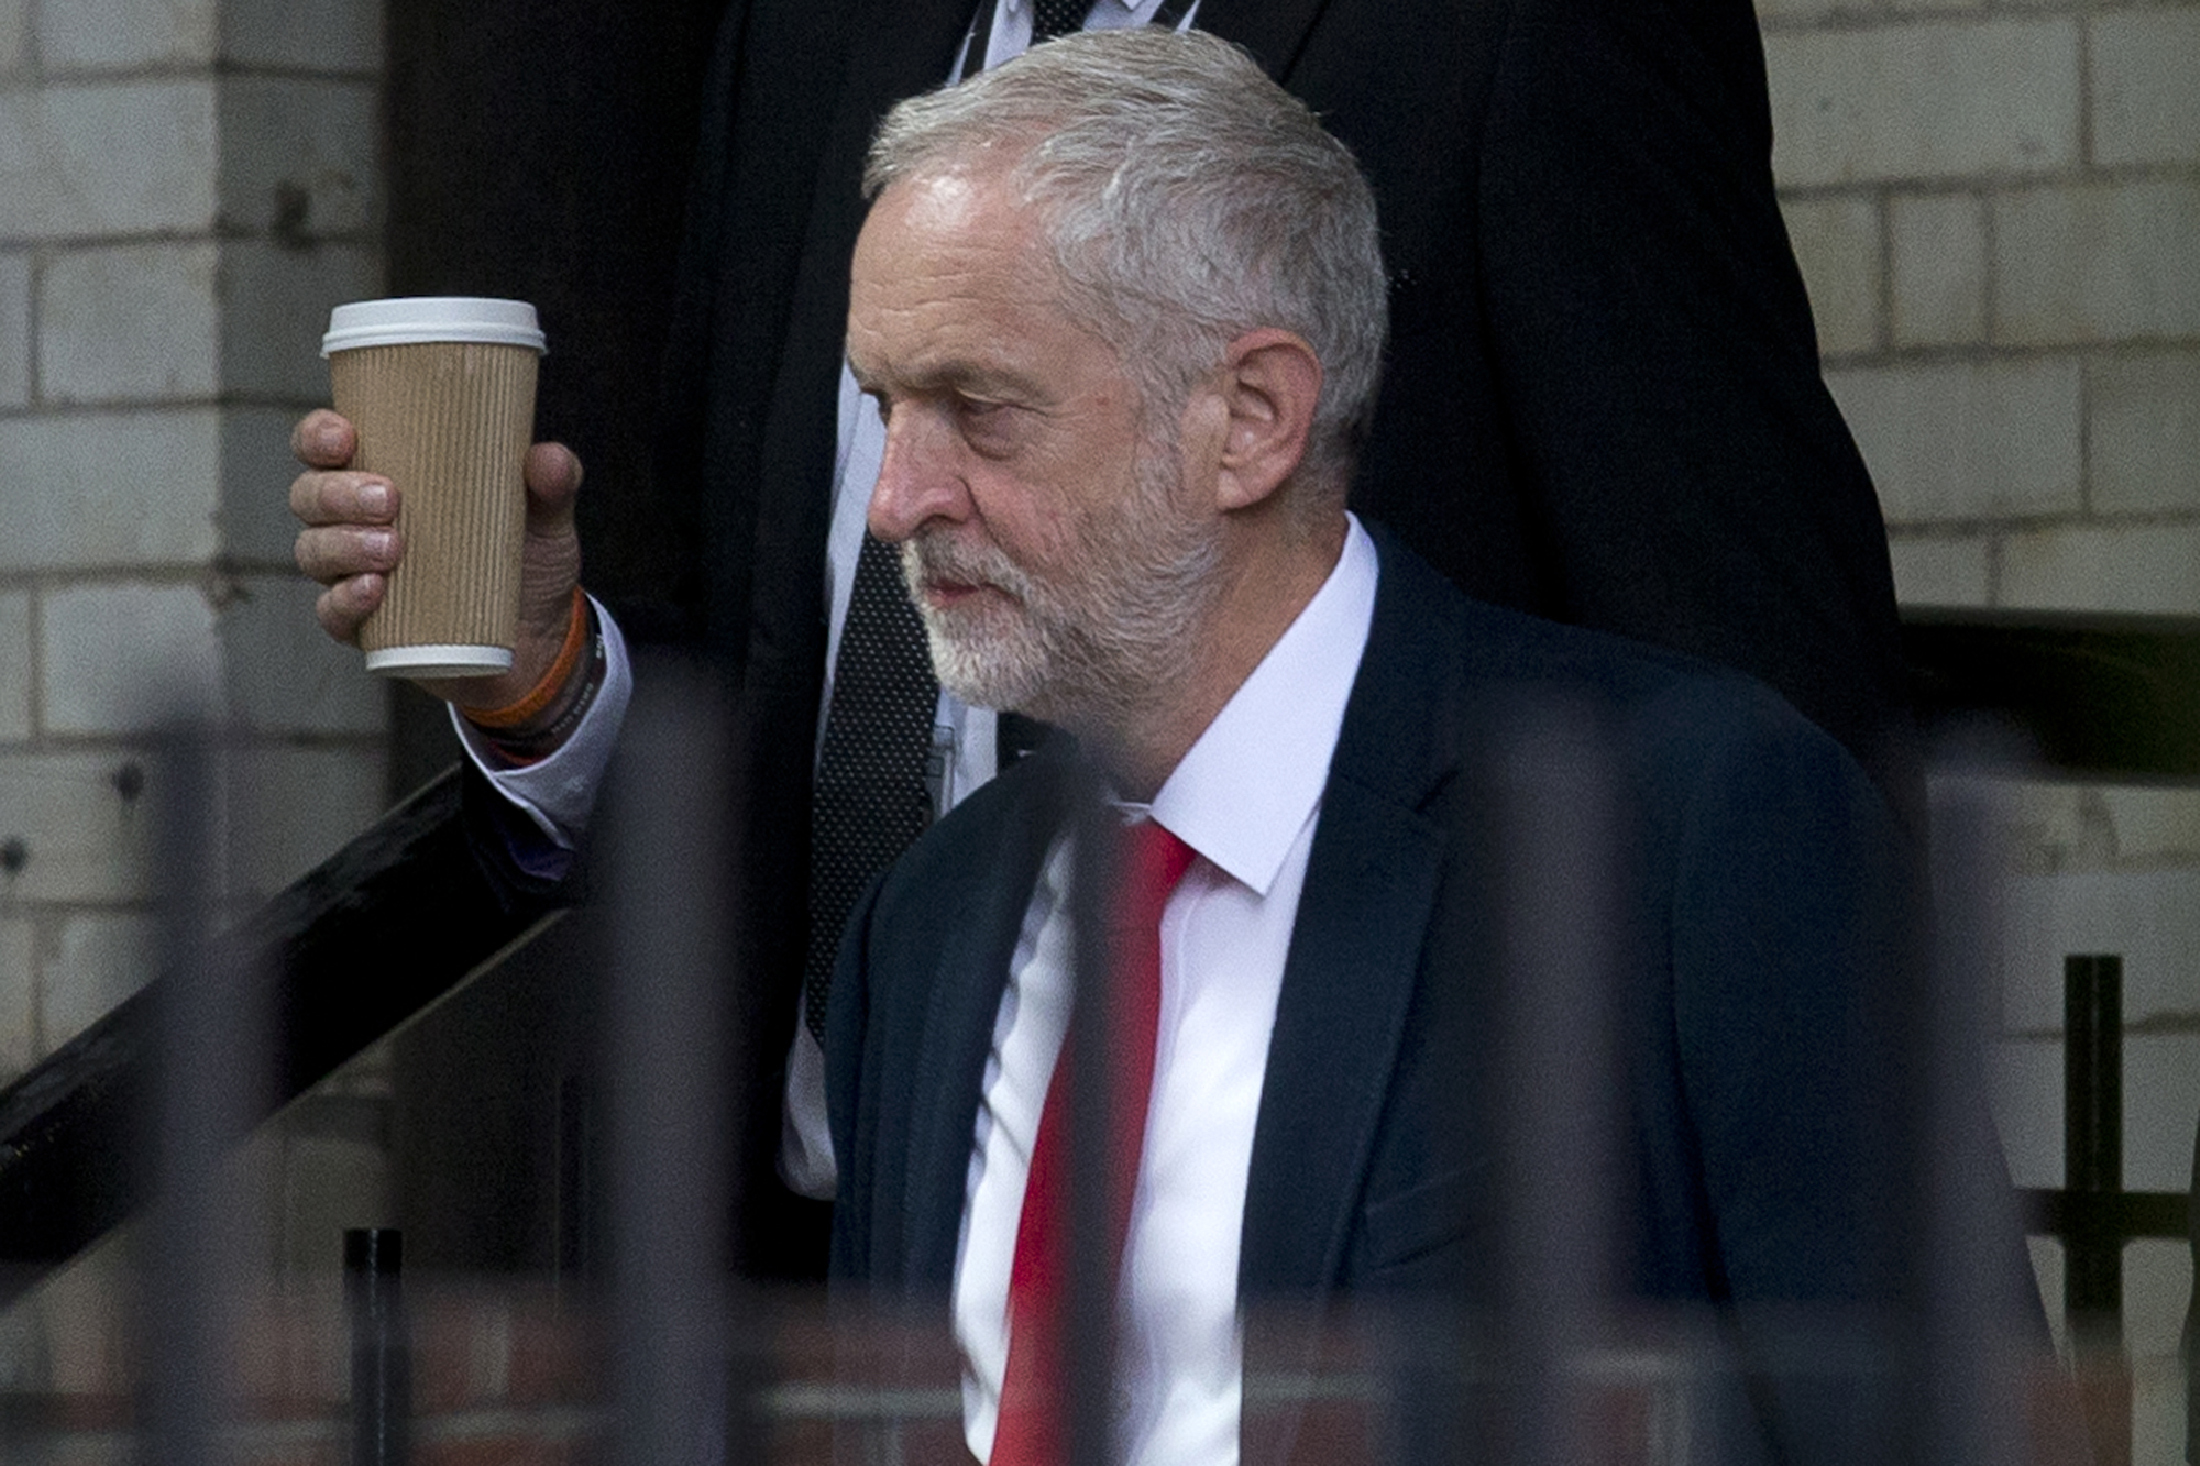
left=0, top=612, right=2190, bottom=1460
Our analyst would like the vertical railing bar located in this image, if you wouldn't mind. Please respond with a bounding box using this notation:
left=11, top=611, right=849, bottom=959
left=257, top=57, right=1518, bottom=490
left=1491, top=698, right=1620, bottom=1466
left=345, top=1226, right=411, bottom=1466
left=1921, top=769, right=2029, bottom=1466
left=2064, top=950, right=2131, bottom=1466
left=606, top=660, right=746, bottom=1466
left=140, top=714, right=262, bottom=1466
left=1064, top=768, right=1122, bottom=1466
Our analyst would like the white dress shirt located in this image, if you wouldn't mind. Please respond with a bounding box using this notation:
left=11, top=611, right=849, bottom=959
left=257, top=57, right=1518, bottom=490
left=467, top=519, right=1379, bottom=1465
left=954, top=518, right=1378, bottom=1465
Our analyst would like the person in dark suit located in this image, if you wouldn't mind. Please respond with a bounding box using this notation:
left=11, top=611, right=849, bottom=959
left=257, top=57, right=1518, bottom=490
left=626, top=0, right=1916, bottom=1278
left=806, top=31, right=1963, bottom=1464
left=298, top=0, right=1915, bottom=1293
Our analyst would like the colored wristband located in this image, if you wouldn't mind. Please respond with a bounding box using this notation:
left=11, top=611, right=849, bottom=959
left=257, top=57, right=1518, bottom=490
left=464, top=587, right=589, bottom=731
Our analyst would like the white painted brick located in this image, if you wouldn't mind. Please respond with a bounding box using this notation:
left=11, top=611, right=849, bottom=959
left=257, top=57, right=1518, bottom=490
left=223, top=405, right=319, bottom=565
left=1778, top=195, right=1881, bottom=355
left=222, top=574, right=386, bottom=736
left=2004, top=864, right=2200, bottom=1029
left=0, top=917, right=34, bottom=1080
left=220, top=0, right=382, bottom=73
left=0, top=591, right=29, bottom=739
left=1890, top=192, right=1987, bottom=347
left=42, top=912, right=153, bottom=1051
left=1827, top=358, right=2081, bottom=523
left=39, top=0, right=215, bottom=69
left=42, top=582, right=222, bottom=735
left=226, top=744, right=385, bottom=901
left=0, top=751, right=159, bottom=903
left=0, top=83, right=218, bottom=240
left=1995, top=180, right=2200, bottom=345
left=2091, top=8, right=2200, bottom=168
left=1987, top=1037, right=2059, bottom=1186
left=1887, top=533, right=1991, bottom=605
left=1890, top=0, right=1984, bottom=13
left=0, top=409, right=221, bottom=572
left=218, top=78, right=378, bottom=241
left=219, top=242, right=381, bottom=403
left=2126, top=1238, right=2191, bottom=1363
left=2099, top=787, right=2200, bottom=867
left=0, top=251, right=28, bottom=407
left=2126, top=1036, right=2200, bottom=1192
left=1765, top=20, right=2079, bottom=188
left=0, top=0, right=26, bottom=76
left=2089, top=350, right=2200, bottom=515
left=39, top=242, right=219, bottom=405
left=1999, top=522, right=2200, bottom=614
left=37, top=1237, right=130, bottom=1397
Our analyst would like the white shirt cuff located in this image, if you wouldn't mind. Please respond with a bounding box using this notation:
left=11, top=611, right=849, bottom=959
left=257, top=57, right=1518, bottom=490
left=452, top=594, right=633, bottom=849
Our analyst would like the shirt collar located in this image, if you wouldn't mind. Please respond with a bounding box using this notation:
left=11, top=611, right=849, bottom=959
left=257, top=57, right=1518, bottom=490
left=1134, top=515, right=1379, bottom=896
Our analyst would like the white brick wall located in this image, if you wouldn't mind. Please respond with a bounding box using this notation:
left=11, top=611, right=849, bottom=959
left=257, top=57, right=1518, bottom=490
left=1766, top=20, right=2080, bottom=186
left=1889, top=192, right=1988, bottom=346
left=2000, top=521, right=2200, bottom=613
left=0, top=1, right=27, bottom=76
left=1829, top=357, right=2084, bottom=521
left=219, top=0, right=382, bottom=73
left=0, top=410, right=224, bottom=572
left=1995, top=181, right=2200, bottom=344
left=41, top=0, right=216, bottom=71
left=2090, top=351, right=2200, bottom=514
left=0, top=751, right=161, bottom=905
left=41, top=582, right=223, bottom=735
left=0, top=251, right=28, bottom=407
left=40, top=243, right=220, bottom=404
left=2090, top=7, right=2200, bottom=169
left=43, top=912, right=153, bottom=1050
left=0, top=591, right=29, bottom=740
left=0, top=83, right=219, bottom=238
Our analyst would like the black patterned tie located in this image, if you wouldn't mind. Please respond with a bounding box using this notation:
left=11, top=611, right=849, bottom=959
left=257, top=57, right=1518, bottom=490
left=1030, top=0, right=1088, bottom=43
left=805, top=533, right=938, bottom=1042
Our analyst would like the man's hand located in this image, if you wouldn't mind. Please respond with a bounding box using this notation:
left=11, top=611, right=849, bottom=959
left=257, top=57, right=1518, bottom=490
left=289, top=408, right=586, bottom=716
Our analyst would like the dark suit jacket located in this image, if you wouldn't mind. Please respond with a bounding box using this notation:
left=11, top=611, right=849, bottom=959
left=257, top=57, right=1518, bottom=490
left=824, top=530, right=1942, bottom=1463
left=630, top=0, right=1914, bottom=1275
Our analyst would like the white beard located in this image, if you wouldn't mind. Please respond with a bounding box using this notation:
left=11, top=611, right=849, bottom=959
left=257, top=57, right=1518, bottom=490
left=899, top=445, right=1221, bottom=733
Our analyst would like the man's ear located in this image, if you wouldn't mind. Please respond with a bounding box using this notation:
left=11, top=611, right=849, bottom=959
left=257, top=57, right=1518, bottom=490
left=1204, top=329, right=1323, bottom=513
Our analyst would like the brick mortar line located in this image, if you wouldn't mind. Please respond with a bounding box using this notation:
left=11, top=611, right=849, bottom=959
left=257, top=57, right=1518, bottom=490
left=1774, top=162, right=2200, bottom=200
left=1886, top=506, right=2200, bottom=534
left=1756, top=6, right=2137, bottom=38
left=18, top=63, right=381, bottom=87
left=1823, top=337, right=2200, bottom=368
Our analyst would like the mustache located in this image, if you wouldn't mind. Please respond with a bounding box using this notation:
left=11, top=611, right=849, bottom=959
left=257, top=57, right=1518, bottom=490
left=899, top=533, right=1035, bottom=604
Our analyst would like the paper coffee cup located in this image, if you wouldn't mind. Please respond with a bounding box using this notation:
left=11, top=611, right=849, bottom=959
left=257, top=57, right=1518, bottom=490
left=322, top=297, right=548, bottom=678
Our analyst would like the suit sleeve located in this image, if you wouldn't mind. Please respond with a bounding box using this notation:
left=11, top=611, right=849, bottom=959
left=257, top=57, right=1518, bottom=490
left=1475, top=0, right=1912, bottom=808
left=1655, top=694, right=2040, bottom=1463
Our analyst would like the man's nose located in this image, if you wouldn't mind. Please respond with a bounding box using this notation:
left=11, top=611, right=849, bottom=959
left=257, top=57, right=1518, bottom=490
left=867, top=409, right=967, bottom=543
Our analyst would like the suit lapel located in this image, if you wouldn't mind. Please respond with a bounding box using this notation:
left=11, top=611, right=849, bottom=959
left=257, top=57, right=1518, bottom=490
left=1240, top=773, right=1445, bottom=1299
left=1239, top=534, right=1462, bottom=1298
left=899, top=758, right=1075, bottom=1283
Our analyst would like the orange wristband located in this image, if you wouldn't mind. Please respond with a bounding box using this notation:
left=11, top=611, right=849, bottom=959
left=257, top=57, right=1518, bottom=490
left=463, top=588, right=589, bottom=731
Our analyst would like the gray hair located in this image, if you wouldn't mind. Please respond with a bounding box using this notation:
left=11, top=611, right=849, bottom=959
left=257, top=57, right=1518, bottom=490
left=863, top=27, right=1388, bottom=499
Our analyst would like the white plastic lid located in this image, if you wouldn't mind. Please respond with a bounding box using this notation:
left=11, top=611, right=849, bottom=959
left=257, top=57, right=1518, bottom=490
left=322, top=297, right=547, bottom=356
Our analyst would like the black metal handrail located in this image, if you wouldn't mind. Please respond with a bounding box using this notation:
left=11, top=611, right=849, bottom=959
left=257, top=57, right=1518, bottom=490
left=0, top=766, right=558, bottom=1302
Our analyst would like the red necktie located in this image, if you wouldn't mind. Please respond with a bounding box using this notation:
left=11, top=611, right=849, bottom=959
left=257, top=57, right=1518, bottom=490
left=992, top=820, right=1196, bottom=1466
